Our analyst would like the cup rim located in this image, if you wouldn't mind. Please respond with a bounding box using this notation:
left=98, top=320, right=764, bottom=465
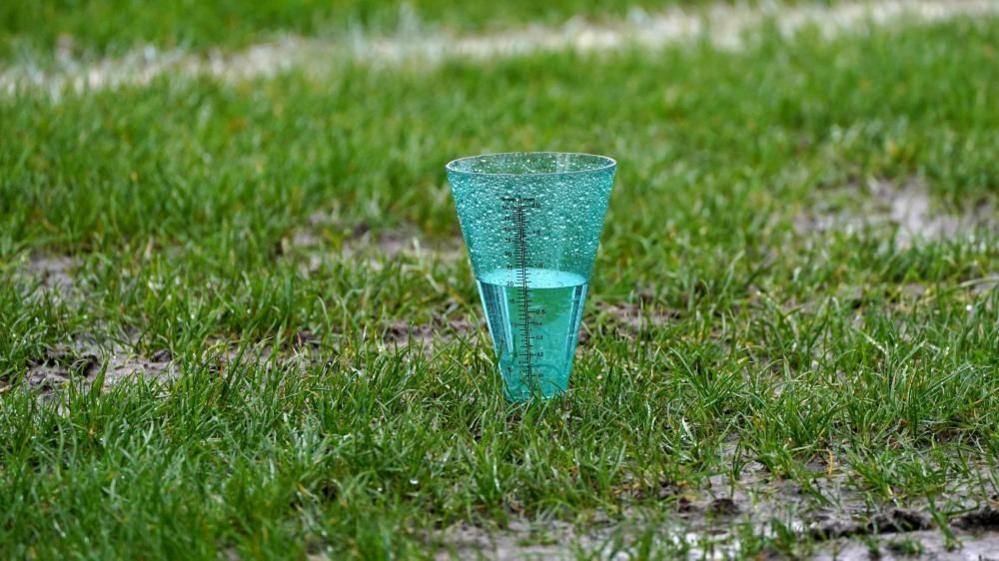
left=446, top=151, right=616, bottom=177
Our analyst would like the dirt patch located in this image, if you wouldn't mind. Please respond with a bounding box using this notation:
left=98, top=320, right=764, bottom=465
left=433, top=479, right=999, bottom=561
left=435, top=518, right=616, bottom=561
left=871, top=179, right=996, bottom=246
left=814, top=530, right=999, bottom=561
left=794, top=178, right=996, bottom=247
left=599, top=443, right=996, bottom=559
left=434, top=519, right=999, bottom=561
left=964, top=276, right=999, bottom=296
left=584, top=300, right=678, bottom=344
left=809, top=508, right=932, bottom=540
left=379, top=297, right=678, bottom=352
left=382, top=316, right=480, bottom=349
left=707, top=497, right=741, bottom=517
left=601, top=303, right=676, bottom=331
left=288, top=213, right=463, bottom=270
left=23, top=253, right=79, bottom=299
left=291, top=329, right=322, bottom=350
left=952, top=506, right=999, bottom=532
left=22, top=342, right=97, bottom=392
left=23, top=364, right=79, bottom=393
left=204, top=332, right=334, bottom=373
left=21, top=339, right=176, bottom=395
left=99, top=349, right=176, bottom=389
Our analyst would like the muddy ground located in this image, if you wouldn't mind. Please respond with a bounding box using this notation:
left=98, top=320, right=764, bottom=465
left=433, top=459, right=999, bottom=560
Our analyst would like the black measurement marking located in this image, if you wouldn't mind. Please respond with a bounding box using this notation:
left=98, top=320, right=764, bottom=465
left=501, top=195, right=542, bottom=386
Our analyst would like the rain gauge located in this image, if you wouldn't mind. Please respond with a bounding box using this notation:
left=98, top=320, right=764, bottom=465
left=446, top=152, right=616, bottom=401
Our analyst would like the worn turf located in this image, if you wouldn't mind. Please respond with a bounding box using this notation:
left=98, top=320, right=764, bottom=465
left=0, top=6, right=997, bottom=561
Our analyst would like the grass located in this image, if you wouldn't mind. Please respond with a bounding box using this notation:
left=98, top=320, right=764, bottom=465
left=0, top=0, right=822, bottom=61
left=1, top=7, right=998, bottom=561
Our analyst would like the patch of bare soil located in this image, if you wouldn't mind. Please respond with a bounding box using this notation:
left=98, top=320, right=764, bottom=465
left=434, top=444, right=999, bottom=560
left=814, top=530, right=999, bottom=561
left=99, top=348, right=176, bottom=389
left=794, top=178, right=996, bottom=248
left=809, top=507, right=932, bottom=539
left=601, top=303, right=676, bottom=332
left=203, top=331, right=337, bottom=373
left=952, top=506, right=999, bottom=532
left=21, top=339, right=176, bottom=395
left=24, top=253, right=79, bottom=299
left=964, top=276, right=999, bottom=296
left=287, top=212, right=463, bottom=271
left=581, top=297, right=678, bottom=345
left=380, top=297, right=680, bottom=354
left=435, top=518, right=617, bottom=561
left=382, top=316, right=481, bottom=349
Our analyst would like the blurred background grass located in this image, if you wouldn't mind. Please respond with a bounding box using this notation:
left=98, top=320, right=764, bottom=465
left=0, top=0, right=834, bottom=59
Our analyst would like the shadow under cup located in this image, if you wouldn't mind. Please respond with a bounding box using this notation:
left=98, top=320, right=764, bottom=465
left=446, top=152, right=617, bottom=402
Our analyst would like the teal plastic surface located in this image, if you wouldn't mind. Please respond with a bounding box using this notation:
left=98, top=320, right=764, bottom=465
left=446, top=152, right=616, bottom=401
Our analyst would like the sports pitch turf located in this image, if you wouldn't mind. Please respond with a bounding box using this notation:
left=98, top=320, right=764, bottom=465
left=1, top=2, right=997, bottom=559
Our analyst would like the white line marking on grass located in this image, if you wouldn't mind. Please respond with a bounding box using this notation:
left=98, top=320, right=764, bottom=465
left=2, top=0, right=997, bottom=97
left=365, top=0, right=999, bottom=59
